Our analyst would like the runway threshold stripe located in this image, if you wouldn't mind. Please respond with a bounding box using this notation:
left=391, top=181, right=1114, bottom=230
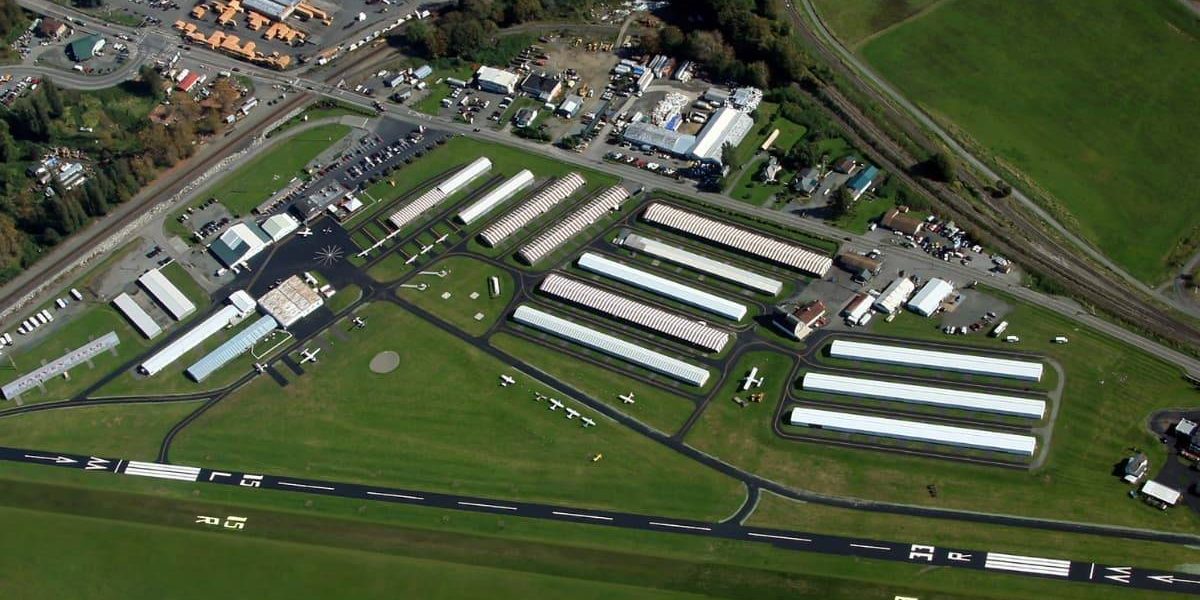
left=277, top=481, right=336, bottom=491
left=649, top=521, right=712, bottom=532
left=551, top=511, right=613, bottom=521
left=984, top=561, right=1071, bottom=577
left=366, top=491, right=425, bottom=501
left=849, top=543, right=891, bottom=551
left=747, top=532, right=811, bottom=543
left=986, top=553, right=1071, bottom=568
left=458, top=501, right=518, bottom=511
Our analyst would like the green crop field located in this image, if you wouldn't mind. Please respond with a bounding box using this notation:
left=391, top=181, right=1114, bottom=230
left=0, top=400, right=204, bottom=461
left=687, top=293, right=1200, bottom=532
left=195, top=123, right=352, bottom=217
left=813, top=0, right=943, bottom=47
left=397, top=255, right=513, bottom=336
left=170, top=303, right=745, bottom=520
left=859, top=0, right=1200, bottom=281
left=748, top=491, right=1200, bottom=573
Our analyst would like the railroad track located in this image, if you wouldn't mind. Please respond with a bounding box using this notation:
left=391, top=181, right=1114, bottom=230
left=786, top=8, right=1200, bottom=352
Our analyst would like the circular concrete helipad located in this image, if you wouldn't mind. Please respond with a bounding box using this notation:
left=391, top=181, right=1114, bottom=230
left=369, top=351, right=400, bottom=374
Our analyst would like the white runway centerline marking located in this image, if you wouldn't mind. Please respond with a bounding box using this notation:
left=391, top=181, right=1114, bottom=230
left=551, top=511, right=613, bottom=521
left=649, top=521, right=712, bottom=532
left=277, top=481, right=336, bottom=491
left=458, top=501, right=518, bottom=511
left=850, top=543, right=891, bottom=551
left=367, top=491, right=425, bottom=501
left=747, top=532, right=811, bottom=543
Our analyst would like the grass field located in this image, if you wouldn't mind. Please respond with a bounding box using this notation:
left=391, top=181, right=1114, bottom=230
left=490, top=332, right=697, bottom=436
left=687, top=293, right=1200, bottom=532
left=860, top=0, right=1200, bottom=281
left=397, top=255, right=513, bottom=336
left=0, top=400, right=203, bottom=461
left=813, top=0, right=943, bottom=47
left=170, top=303, right=745, bottom=520
left=195, top=123, right=352, bottom=217
left=0, top=465, right=1163, bottom=600
left=324, top=284, right=362, bottom=315
left=748, top=490, right=1200, bottom=573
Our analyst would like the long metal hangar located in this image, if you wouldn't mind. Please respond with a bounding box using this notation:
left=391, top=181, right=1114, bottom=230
left=788, top=406, right=1037, bottom=456
left=829, top=339, right=1044, bottom=382
left=641, top=203, right=832, bottom=278
left=479, top=173, right=585, bottom=247
left=576, top=252, right=747, bottom=321
left=538, top=274, right=731, bottom=352
left=388, top=157, right=492, bottom=232
left=801, top=372, right=1046, bottom=419
left=456, top=169, right=534, bottom=225
left=618, top=232, right=783, bottom=295
left=517, top=186, right=630, bottom=265
left=512, top=305, right=710, bottom=386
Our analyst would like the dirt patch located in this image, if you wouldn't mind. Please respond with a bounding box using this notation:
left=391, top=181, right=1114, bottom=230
left=369, top=350, right=400, bottom=374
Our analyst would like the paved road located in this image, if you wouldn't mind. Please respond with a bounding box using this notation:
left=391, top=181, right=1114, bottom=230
left=0, top=445, right=1195, bottom=594
left=793, top=0, right=1199, bottom=319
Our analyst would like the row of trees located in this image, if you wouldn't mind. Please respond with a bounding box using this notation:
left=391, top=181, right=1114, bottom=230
left=0, top=0, right=25, bottom=42
left=398, top=0, right=594, bottom=61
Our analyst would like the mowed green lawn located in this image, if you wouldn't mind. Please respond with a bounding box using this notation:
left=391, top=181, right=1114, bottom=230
left=0, top=400, right=204, bottom=461
left=397, top=255, right=514, bottom=336
left=0, top=506, right=719, bottom=600
left=861, top=0, right=1200, bottom=281
left=687, top=294, right=1200, bottom=532
left=171, top=302, right=745, bottom=520
left=201, top=123, right=352, bottom=216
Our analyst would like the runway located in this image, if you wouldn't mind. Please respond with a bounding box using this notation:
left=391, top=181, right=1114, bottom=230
left=1, top=445, right=1196, bottom=594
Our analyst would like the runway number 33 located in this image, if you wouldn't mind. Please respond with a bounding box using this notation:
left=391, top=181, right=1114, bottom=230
left=195, top=515, right=248, bottom=530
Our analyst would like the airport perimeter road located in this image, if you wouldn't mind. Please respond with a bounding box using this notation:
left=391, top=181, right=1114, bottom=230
left=790, top=0, right=1195, bottom=316
left=0, top=445, right=1195, bottom=595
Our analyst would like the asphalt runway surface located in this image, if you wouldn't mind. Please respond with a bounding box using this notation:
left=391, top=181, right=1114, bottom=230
left=1, top=445, right=1197, bottom=594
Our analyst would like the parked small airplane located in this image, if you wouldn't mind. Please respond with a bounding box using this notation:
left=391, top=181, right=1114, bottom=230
left=581, top=417, right=596, bottom=428
left=405, top=254, right=419, bottom=264
left=732, top=396, right=748, bottom=407
left=434, top=232, right=449, bottom=244
left=591, top=453, right=603, bottom=462
left=297, top=227, right=313, bottom=237
left=499, top=374, right=515, bottom=387
left=740, top=367, right=764, bottom=391
left=419, top=244, right=434, bottom=255
left=548, top=398, right=564, bottom=411
left=565, top=407, right=580, bottom=419
left=534, top=392, right=547, bottom=401
left=618, top=392, right=636, bottom=404
left=253, top=363, right=267, bottom=374
left=299, top=347, right=321, bottom=364
left=352, top=317, right=367, bottom=329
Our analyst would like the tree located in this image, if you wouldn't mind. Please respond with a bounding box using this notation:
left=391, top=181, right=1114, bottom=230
left=926, top=151, right=958, bottom=183
left=830, top=186, right=856, bottom=219
left=787, top=141, right=816, bottom=170
left=508, top=0, right=543, bottom=23
left=137, top=65, right=164, bottom=97
left=0, top=120, right=18, bottom=163
left=41, top=78, right=64, bottom=118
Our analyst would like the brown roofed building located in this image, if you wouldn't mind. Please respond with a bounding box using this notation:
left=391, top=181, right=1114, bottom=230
left=775, top=300, right=828, bottom=340
left=836, top=252, right=882, bottom=279
left=881, top=208, right=925, bottom=236
left=39, top=18, right=68, bottom=39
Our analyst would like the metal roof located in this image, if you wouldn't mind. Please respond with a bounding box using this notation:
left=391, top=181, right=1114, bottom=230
left=210, top=223, right=272, bottom=269
left=512, top=305, right=710, bottom=386
left=112, top=293, right=162, bottom=339
left=1141, top=480, right=1181, bottom=506
left=641, top=203, right=832, bottom=277
left=619, top=233, right=782, bottom=295
left=907, top=278, right=954, bottom=317
left=261, top=213, right=299, bottom=242
left=388, top=158, right=491, bottom=231
left=788, top=406, right=1037, bottom=456
left=539, top=274, right=730, bottom=352
left=2, top=332, right=120, bottom=399
left=577, top=252, right=747, bottom=321
left=689, top=107, right=753, bottom=162
left=873, top=277, right=915, bottom=314
left=516, top=186, right=629, bottom=265
left=479, top=173, right=584, bottom=246
left=829, top=339, right=1045, bottom=382
left=137, top=268, right=196, bottom=321
left=801, top=372, right=1046, bottom=419
left=140, top=305, right=241, bottom=376
left=457, top=169, right=534, bottom=225
left=186, top=315, right=278, bottom=382
left=621, top=121, right=696, bottom=155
